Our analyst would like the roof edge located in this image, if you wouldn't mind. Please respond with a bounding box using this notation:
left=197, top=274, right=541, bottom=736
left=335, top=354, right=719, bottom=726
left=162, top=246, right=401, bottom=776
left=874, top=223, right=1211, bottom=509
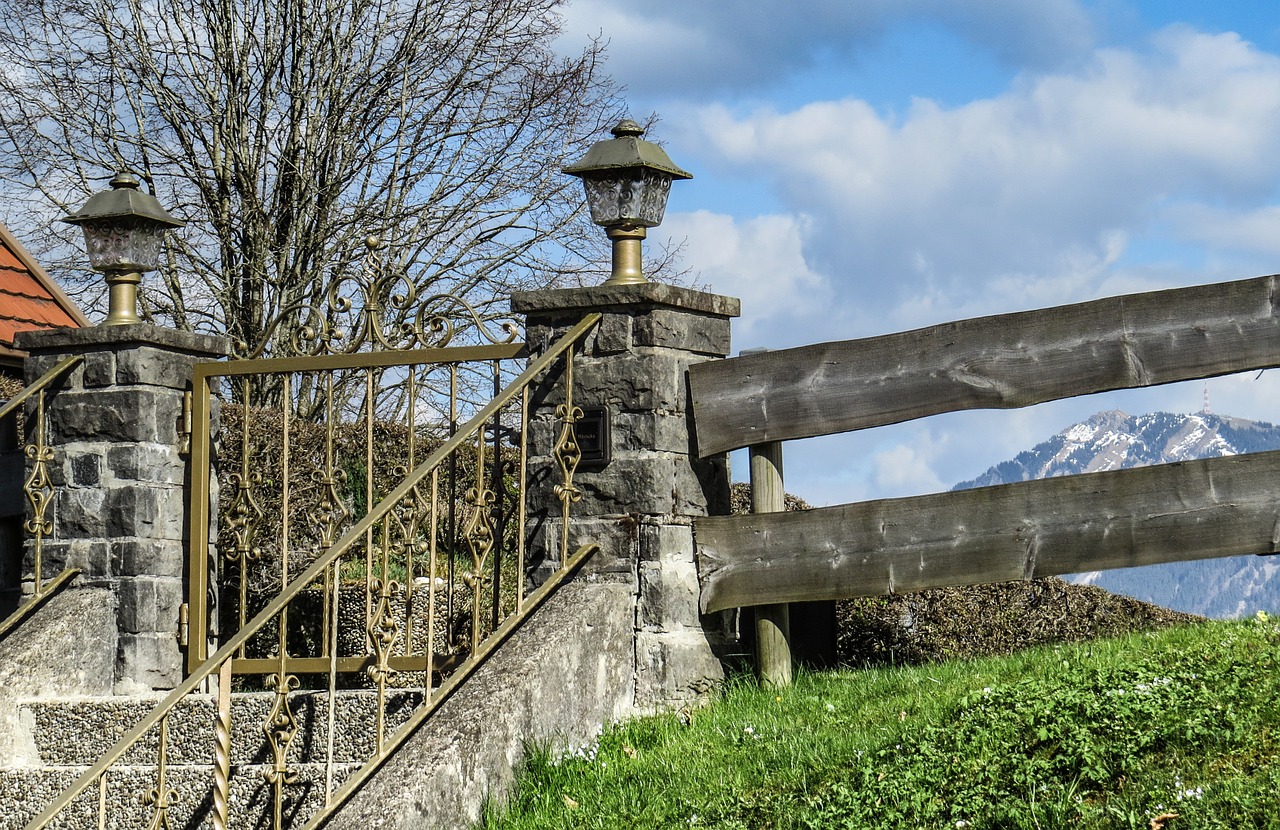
left=0, top=221, right=92, bottom=328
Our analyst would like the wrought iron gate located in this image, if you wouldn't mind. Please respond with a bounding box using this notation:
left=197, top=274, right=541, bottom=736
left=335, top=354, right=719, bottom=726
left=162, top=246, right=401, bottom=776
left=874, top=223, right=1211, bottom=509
left=185, top=335, right=532, bottom=680
left=27, top=245, right=602, bottom=830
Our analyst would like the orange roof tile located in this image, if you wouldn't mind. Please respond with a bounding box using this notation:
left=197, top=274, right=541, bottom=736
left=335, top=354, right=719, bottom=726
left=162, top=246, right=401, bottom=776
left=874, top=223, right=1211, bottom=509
left=0, top=222, right=88, bottom=365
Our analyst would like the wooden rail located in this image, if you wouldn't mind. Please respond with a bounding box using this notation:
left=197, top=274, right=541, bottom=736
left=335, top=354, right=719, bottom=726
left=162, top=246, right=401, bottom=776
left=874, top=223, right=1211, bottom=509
left=689, top=273, right=1280, bottom=456
left=696, top=450, right=1280, bottom=613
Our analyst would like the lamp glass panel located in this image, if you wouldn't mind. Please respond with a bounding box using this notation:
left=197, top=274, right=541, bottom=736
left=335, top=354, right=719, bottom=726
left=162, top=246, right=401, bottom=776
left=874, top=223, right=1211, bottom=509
left=82, top=221, right=167, bottom=272
left=582, top=169, right=674, bottom=228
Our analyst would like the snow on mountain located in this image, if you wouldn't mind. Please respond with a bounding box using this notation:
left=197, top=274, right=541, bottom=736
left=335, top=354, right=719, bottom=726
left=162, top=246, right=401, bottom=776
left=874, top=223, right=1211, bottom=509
left=953, top=410, right=1280, bottom=618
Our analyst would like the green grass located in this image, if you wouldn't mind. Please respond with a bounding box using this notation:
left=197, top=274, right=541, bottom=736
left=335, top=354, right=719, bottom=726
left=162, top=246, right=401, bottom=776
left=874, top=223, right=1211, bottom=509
left=483, top=613, right=1280, bottom=829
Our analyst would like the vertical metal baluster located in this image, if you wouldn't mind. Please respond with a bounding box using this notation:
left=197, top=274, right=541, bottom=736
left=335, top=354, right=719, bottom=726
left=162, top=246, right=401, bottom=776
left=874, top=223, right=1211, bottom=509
left=553, top=346, right=584, bottom=563
left=96, top=772, right=106, bottom=830
left=325, top=557, right=340, bottom=803
left=22, top=389, right=52, bottom=596
left=370, top=523, right=392, bottom=752
left=226, top=376, right=264, bottom=658
left=364, top=370, right=374, bottom=650
left=238, top=378, right=250, bottom=650
left=516, top=385, right=529, bottom=611
left=212, top=659, right=233, bottom=830
left=316, top=371, right=347, bottom=659
left=446, top=366, right=458, bottom=651
left=490, top=361, right=502, bottom=630
left=462, top=431, right=495, bottom=655
left=478, top=427, right=487, bottom=653
left=264, top=614, right=299, bottom=830
left=426, top=469, right=440, bottom=700
left=281, top=375, right=291, bottom=652
left=404, top=367, right=417, bottom=656
left=142, top=715, right=178, bottom=830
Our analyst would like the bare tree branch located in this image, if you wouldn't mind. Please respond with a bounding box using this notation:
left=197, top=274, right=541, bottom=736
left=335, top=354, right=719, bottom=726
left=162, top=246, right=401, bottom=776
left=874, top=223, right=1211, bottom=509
left=0, top=0, right=648, bottom=362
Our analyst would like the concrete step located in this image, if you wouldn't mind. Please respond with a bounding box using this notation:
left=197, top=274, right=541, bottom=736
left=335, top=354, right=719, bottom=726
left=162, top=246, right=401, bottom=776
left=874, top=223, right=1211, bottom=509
left=0, top=761, right=360, bottom=830
left=15, top=688, right=423, bottom=768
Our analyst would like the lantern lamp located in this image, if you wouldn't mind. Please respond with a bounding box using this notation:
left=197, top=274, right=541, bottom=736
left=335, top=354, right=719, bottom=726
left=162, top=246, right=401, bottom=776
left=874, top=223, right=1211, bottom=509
left=62, top=171, right=184, bottom=326
left=563, top=120, right=692, bottom=286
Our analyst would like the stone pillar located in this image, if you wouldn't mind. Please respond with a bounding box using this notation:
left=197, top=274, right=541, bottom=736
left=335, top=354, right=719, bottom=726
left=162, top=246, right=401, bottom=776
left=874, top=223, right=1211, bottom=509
left=513, top=284, right=740, bottom=709
left=16, top=324, right=229, bottom=693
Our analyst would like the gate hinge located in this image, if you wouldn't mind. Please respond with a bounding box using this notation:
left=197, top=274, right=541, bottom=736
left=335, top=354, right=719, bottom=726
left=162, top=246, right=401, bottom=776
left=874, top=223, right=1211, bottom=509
left=179, top=390, right=193, bottom=456
left=178, top=602, right=190, bottom=647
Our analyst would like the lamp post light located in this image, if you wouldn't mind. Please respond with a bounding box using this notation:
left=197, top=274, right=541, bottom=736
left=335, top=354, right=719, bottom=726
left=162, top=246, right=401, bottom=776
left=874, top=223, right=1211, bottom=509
left=62, top=172, right=184, bottom=326
left=564, top=119, right=692, bottom=286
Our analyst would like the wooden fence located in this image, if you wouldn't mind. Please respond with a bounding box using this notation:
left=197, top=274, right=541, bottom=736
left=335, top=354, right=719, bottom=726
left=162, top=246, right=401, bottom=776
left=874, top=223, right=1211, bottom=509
left=689, top=273, right=1280, bottom=617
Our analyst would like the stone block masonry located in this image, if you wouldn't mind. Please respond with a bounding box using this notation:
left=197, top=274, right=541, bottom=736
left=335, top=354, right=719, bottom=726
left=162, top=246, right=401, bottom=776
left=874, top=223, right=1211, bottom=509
left=16, top=324, right=230, bottom=693
left=513, top=283, right=741, bottom=709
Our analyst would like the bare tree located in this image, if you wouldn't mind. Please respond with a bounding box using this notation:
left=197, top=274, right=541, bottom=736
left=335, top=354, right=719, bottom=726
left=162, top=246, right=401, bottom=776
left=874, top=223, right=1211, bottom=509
left=0, top=0, right=625, bottom=358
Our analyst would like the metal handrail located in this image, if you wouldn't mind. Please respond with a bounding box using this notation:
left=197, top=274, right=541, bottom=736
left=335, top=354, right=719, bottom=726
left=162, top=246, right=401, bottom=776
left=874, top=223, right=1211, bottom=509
left=0, top=354, right=82, bottom=421
left=0, top=567, right=80, bottom=643
left=0, top=355, right=83, bottom=641
left=304, top=539, right=598, bottom=829
left=25, top=313, right=601, bottom=830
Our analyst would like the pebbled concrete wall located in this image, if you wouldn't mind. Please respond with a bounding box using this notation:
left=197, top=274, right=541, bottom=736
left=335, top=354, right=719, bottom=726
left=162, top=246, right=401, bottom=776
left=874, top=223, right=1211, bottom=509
left=0, top=587, right=116, bottom=765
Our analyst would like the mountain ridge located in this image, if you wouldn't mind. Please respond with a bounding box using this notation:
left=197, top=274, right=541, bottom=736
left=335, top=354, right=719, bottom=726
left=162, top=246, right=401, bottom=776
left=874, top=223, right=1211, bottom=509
left=953, top=409, right=1280, bottom=618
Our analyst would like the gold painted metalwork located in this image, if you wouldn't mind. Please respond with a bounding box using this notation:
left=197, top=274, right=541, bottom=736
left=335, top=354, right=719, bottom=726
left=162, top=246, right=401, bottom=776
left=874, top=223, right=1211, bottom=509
left=312, top=466, right=349, bottom=552
left=0, top=568, right=79, bottom=643
left=604, top=226, right=647, bottom=285
left=263, top=672, right=301, bottom=782
left=366, top=575, right=400, bottom=751
left=225, top=462, right=264, bottom=565
left=141, top=716, right=178, bottom=830
left=28, top=315, right=601, bottom=830
left=239, top=238, right=522, bottom=359
left=23, top=390, right=53, bottom=587
left=461, top=429, right=497, bottom=653
left=212, top=661, right=233, bottom=830
left=366, top=577, right=401, bottom=687
left=101, top=271, right=143, bottom=326
left=0, top=355, right=84, bottom=640
left=263, top=654, right=301, bottom=830
left=299, top=541, right=599, bottom=830
left=552, top=345, right=585, bottom=558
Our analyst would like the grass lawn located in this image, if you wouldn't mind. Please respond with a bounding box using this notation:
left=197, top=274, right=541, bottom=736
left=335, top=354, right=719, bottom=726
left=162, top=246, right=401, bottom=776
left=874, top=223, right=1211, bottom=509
left=483, top=614, right=1280, bottom=829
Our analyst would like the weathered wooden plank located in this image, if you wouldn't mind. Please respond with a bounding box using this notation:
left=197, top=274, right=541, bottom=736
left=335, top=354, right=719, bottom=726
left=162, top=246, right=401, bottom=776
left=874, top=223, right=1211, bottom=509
left=695, top=450, right=1280, bottom=613
left=689, top=274, right=1280, bottom=456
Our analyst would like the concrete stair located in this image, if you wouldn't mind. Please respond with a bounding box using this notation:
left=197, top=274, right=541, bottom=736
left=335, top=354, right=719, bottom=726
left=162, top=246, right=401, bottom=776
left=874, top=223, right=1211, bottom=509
left=0, top=689, right=425, bottom=830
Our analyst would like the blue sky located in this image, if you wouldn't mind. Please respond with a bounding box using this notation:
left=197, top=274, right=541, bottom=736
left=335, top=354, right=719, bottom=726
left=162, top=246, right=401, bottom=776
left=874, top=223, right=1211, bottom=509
left=557, top=1, right=1280, bottom=505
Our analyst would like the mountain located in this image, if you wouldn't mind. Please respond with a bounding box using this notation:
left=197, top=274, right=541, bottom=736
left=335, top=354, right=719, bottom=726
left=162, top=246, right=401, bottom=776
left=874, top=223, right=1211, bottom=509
left=954, top=410, right=1280, bottom=618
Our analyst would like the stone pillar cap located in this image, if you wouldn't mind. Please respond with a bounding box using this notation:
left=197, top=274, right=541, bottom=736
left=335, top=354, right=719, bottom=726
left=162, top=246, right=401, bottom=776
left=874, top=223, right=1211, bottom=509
left=16, top=323, right=232, bottom=357
left=512, top=283, right=740, bottom=318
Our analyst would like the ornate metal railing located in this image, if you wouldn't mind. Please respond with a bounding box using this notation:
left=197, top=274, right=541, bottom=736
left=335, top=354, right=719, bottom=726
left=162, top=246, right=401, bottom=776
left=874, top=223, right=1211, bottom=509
left=24, top=314, right=601, bottom=830
left=0, top=355, right=83, bottom=642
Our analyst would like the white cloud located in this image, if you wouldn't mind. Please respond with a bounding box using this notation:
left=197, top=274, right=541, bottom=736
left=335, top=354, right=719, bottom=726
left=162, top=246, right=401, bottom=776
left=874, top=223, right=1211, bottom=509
left=567, top=10, right=1280, bottom=504
left=1166, top=203, right=1280, bottom=258
left=872, top=437, right=947, bottom=496
left=652, top=210, right=831, bottom=344
left=558, top=0, right=1095, bottom=100
left=677, top=27, right=1280, bottom=338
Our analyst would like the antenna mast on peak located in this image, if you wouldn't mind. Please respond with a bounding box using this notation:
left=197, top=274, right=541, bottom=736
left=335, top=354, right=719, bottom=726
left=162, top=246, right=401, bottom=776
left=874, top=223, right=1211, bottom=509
left=1202, top=382, right=1211, bottom=416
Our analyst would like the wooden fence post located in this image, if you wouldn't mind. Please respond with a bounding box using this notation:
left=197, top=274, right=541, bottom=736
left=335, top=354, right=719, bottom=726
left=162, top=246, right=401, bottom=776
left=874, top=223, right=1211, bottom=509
left=750, top=439, right=792, bottom=687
